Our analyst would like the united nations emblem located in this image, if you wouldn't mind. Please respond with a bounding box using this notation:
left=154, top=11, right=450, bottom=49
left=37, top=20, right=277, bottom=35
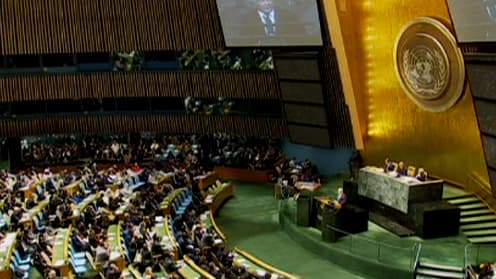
left=394, top=17, right=465, bottom=112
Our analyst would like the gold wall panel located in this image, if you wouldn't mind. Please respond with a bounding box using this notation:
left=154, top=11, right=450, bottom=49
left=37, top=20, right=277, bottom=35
left=333, top=0, right=490, bottom=186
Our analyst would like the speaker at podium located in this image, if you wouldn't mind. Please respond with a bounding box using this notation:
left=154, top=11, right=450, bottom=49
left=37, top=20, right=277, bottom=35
left=297, top=194, right=313, bottom=227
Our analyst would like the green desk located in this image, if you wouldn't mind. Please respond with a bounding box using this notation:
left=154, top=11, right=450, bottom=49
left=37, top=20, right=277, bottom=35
left=20, top=199, right=49, bottom=226
left=177, top=259, right=202, bottom=279
left=0, top=232, right=17, bottom=279
left=155, top=221, right=177, bottom=259
left=63, top=179, right=84, bottom=195
left=124, top=264, right=168, bottom=279
left=202, top=211, right=226, bottom=242
left=204, top=182, right=234, bottom=215
left=107, top=223, right=126, bottom=270
left=52, top=227, right=72, bottom=277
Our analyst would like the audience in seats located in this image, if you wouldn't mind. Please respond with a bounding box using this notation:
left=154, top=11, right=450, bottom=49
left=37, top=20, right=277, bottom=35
left=20, top=134, right=284, bottom=173
left=0, top=132, right=296, bottom=279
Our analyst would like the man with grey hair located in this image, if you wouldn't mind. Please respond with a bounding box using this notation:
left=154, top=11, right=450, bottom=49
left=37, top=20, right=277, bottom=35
left=238, top=0, right=303, bottom=43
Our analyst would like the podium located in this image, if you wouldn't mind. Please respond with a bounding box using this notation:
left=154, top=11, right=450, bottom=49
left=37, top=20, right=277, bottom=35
left=409, top=201, right=460, bottom=238
left=296, top=194, right=313, bottom=226
left=320, top=205, right=369, bottom=242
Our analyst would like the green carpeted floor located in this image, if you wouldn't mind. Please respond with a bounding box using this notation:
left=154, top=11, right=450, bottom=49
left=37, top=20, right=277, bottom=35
left=215, top=176, right=472, bottom=279
left=216, top=179, right=366, bottom=279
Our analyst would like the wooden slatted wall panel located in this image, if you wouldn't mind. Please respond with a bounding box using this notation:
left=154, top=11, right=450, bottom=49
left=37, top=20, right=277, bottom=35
left=0, top=0, right=15, bottom=53
left=0, top=71, right=279, bottom=102
left=317, top=0, right=355, bottom=148
left=0, top=115, right=288, bottom=138
left=0, top=0, right=225, bottom=54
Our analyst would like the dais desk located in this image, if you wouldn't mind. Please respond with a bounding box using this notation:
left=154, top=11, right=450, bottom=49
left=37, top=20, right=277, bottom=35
left=358, top=167, right=443, bottom=214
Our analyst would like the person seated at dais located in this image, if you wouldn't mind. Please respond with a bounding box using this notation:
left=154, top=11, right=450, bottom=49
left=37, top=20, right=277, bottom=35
left=332, top=187, right=347, bottom=209
left=416, top=168, right=428, bottom=182
left=396, top=161, right=407, bottom=177
left=384, top=158, right=395, bottom=172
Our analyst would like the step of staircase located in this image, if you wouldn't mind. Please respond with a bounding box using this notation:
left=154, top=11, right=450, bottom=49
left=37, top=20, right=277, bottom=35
left=460, top=209, right=494, bottom=217
left=464, top=229, right=496, bottom=237
left=460, top=215, right=496, bottom=224
left=443, top=194, right=474, bottom=201
left=446, top=196, right=479, bottom=205
left=458, top=203, right=487, bottom=210
left=416, top=268, right=465, bottom=279
left=416, top=276, right=443, bottom=279
left=418, top=262, right=464, bottom=273
left=461, top=222, right=496, bottom=231
left=467, top=235, right=496, bottom=244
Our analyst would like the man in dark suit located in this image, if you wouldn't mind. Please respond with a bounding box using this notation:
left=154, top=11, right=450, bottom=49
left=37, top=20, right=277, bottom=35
left=239, top=0, right=304, bottom=45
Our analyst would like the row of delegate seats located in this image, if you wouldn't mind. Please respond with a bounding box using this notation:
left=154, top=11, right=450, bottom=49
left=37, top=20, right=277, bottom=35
left=69, top=230, right=98, bottom=277
left=171, top=189, right=193, bottom=216
left=69, top=245, right=96, bottom=277
left=10, top=249, right=32, bottom=279
left=126, top=175, right=146, bottom=192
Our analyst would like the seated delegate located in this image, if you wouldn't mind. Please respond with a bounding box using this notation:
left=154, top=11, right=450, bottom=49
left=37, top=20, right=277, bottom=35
left=335, top=187, right=347, bottom=209
left=396, top=161, right=407, bottom=177
left=416, top=168, right=428, bottom=182
left=384, top=158, right=396, bottom=172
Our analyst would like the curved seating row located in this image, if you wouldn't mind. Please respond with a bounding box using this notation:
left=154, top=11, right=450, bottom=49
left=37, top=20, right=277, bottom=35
left=194, top=172, right=218, bottom=190
left=181, top=256, right=216, bottom=279
left=233, top=247, right=300, bottom=279
left=204, top=181, right=235, bottom=216
left=107, top=222, right=127, bottom=270
left=164, top=175, right=300, bottom=279
left=160, top=188, right=187, bottom=215
left=155, top=218, right=178, bottom=260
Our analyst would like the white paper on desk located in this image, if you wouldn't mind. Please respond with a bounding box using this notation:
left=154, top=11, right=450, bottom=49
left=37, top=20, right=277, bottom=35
left=55, top=259, right=64, bottom=266
left=256, top=270, right=267, bottom=277
left=110, top=251, right=120, bottom=260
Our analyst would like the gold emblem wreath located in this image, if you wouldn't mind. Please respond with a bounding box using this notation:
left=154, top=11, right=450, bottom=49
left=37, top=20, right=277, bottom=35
left=402, top=48, right=447, bottom=99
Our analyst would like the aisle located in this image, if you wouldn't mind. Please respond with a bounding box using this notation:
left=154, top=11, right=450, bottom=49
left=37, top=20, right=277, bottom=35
left=215, top=181, right=365, bottom=279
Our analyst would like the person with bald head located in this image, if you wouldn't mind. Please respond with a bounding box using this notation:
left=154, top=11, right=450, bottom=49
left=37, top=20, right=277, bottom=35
left=238, top=0, right=303, bottom=44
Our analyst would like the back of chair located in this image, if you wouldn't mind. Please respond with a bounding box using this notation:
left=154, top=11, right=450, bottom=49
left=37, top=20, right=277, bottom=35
left=407, top=166, right=416, bottom=177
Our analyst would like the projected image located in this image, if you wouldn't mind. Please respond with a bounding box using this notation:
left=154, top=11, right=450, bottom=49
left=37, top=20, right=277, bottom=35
left=216, top=0, right=323, bottom=47
left=448, top=0, right=496, bottom=42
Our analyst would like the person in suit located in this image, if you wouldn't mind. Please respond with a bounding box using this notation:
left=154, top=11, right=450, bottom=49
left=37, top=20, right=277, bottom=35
left=238, top=0, right=304, bottom=45
left=396, top=161, right=408, bottom=177
left=337, top=187, right=347, bottom=206
left=416, top=168, right=428, bottom=182
left=384, top=158, right=395, bottom=172
left=331, top=187, right=347, bottom=210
